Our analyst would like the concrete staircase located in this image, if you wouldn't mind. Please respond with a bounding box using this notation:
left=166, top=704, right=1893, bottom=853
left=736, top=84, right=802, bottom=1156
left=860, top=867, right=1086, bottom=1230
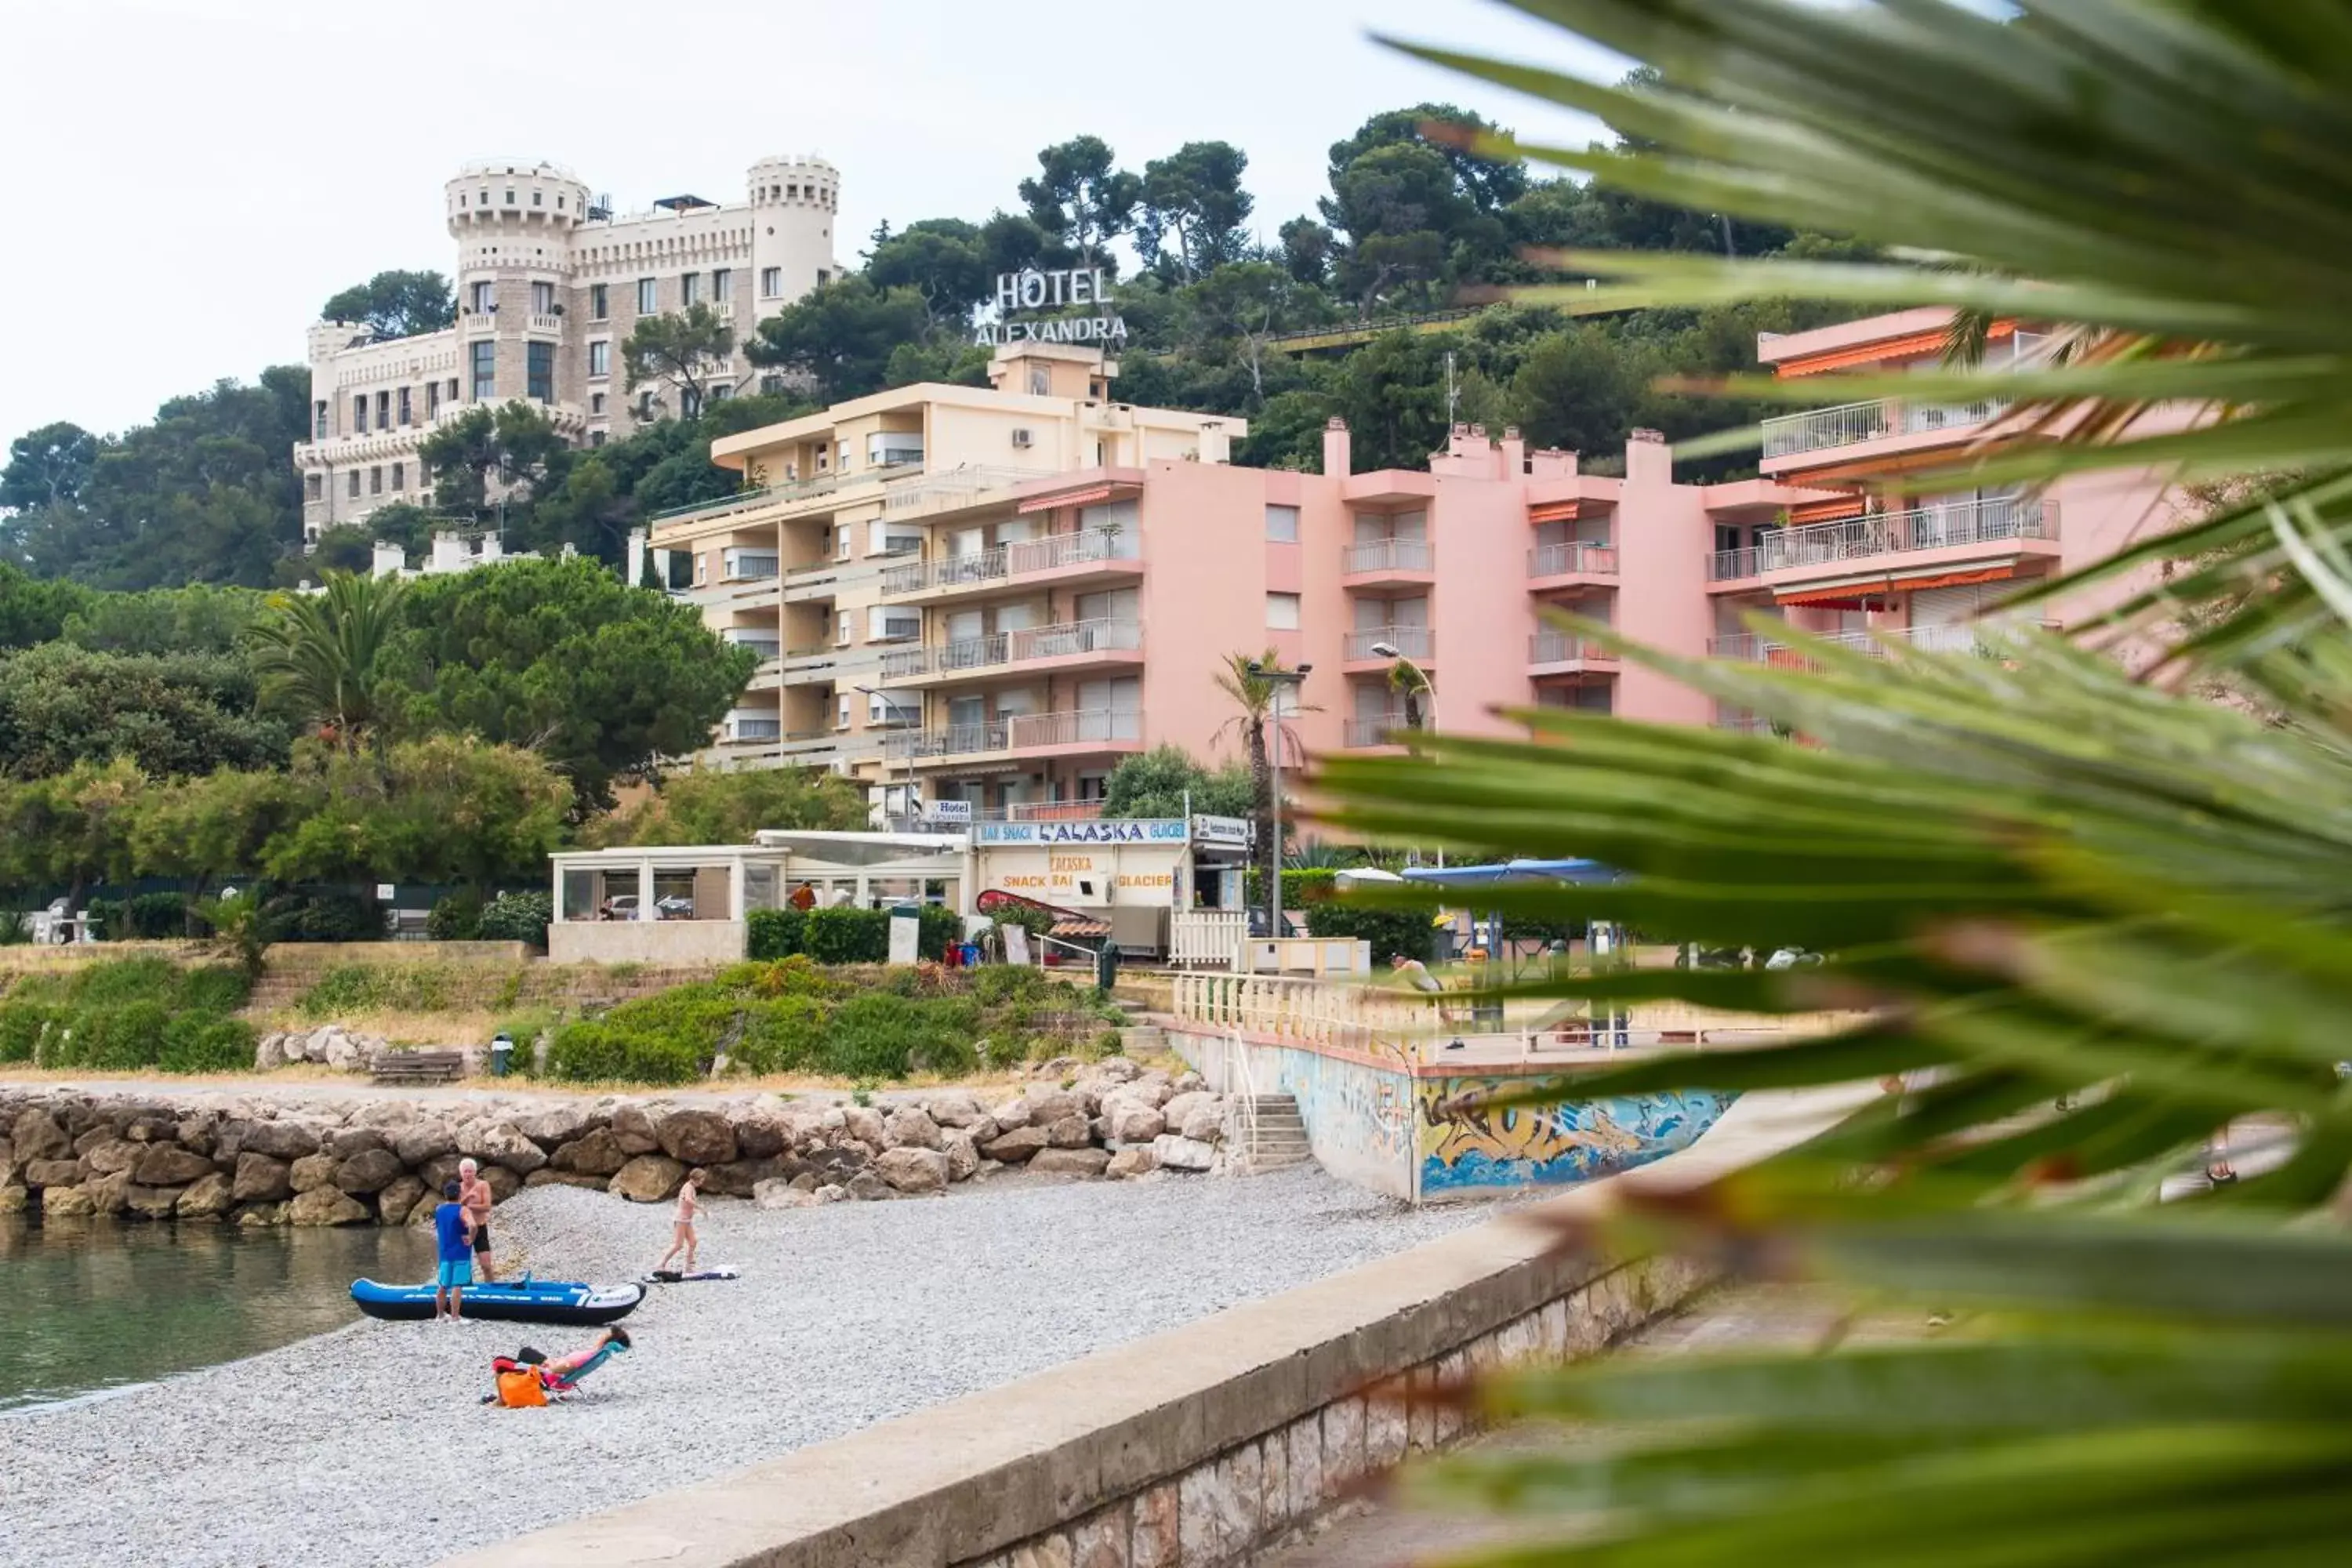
left=1110, top=993, right=1167, bottom=1056
left=1236, top=1095, right=1313, bottom=1172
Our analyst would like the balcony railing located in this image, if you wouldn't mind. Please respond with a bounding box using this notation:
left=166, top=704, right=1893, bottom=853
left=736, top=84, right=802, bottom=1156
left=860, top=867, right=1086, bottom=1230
left=882, top=465, right=1047, bottom=517
left=1342, top=537, right=1432, bottom=575
left=1715, top=620, right=2057, bottom=662
left=1344, top=714, right=1417, bottom=747
left=1762, top=396, right=2007, bottom=459
left=648, top=470, right=851, bottom=527
left=971, top=800, right=1109, bottom=823
left=885, top=707, right=1142, bottom=761
left=526, top=313, right=564, bottom=335
left=880, top=528, right=1138, bottom=597
left=1530, top=543, right=1620, bottom=577
left=1530, top=631, right=1611, bottom=664
left=1708, top=547, right=1759, bottom=582
left=720, top=633, right=782, bottom=659
left=878, top=618, right=1143, bottom=680
left=1755, top=497, right=2050, bottom=575
left=1344, top=626, right=1433, bottom=662
left=724, top=719, right=783, bottom=742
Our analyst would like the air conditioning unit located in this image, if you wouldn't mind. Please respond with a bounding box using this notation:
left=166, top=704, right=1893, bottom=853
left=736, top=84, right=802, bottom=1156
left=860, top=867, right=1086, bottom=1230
left=1011, top=428, right=1034, bottom=449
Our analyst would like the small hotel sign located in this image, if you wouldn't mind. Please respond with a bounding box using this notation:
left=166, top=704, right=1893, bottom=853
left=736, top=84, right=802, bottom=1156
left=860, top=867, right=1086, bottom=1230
left=974, top=267, right=1129, bottom=348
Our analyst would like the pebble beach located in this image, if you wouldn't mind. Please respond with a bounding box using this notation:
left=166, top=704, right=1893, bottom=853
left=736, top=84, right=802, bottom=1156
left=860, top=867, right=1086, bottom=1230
left=0, top=1169, right=1505, bottom=1568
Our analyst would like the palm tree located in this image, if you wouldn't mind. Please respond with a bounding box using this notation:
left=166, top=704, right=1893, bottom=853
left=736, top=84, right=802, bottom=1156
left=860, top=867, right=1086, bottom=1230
left=1305, top=2, right=2352, bottom=1559
left=1214, top=649, right=1316, bottom=920
left=246, top=570, right=407, bottom=748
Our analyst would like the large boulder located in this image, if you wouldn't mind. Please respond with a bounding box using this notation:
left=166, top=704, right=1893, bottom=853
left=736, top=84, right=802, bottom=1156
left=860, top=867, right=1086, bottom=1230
left=0, top=1184, right=27, bottom=1214
left=125, top=1185, right=185, bottom=1220
left=41, top=1184, right=96, bottom=1217
left=333, top=1148, right=405, bottom=1195
left=391, top=1119, right=456, bottom=1166
left=988, top=1098, right=1031, bottom=1131
left=656, top=1109, right=737, bottom=1167
left=610, top=1104, right=664, bottom=1155
left=240, top=1120, right=321, bottom=1162
left=132, top=1145, right=216, bottom=1187
left=12, top=1109, right=67, bottom=1163
left=841, top=1106, right=887, bottom=1151
left=514, top=1107, right=595, bottom=1148
left=466, top=1122, right=548, bottom=1176
left=844, top=1171, right=892, bottom=1202
left=24, top=1159, right=82, bottom=1189
left=253, top=1032, right=290, bottom=1071
left=981, top=1127, right=1049, bottom=1163
left=83, top=1170, right=132, bottom=1215
left=375, top=1174, right=426, bottom=1225
left=698, top=1158, right=792, bottom=1199
left=1179, top=1104, right=1227, bottom=1145
left=478, top=1163, right=522, bottom=1203
left=1104, top=1104, right=1166, bottom=1145
left=174, top=1116, right=219, bottom=1157
left=549, top=1127, right=630, bottom=1177
left=354, top=1099, right=419, bottom=1131
left=288, top=1152, right=339, bottom=1193
left=873, top=1146, right=950, bottom=1194
left=1022, top=1089, right=1081, bottom=1128
left=1044, top=1116, right=1094, bottom=1149
left=753, top=1178, right=818, bottom=1210
left=924, top=1091, right=989, bottom=1129
left=1106, top=1146, right=1158, bottom=1180
left=80, top=1138, right=143, bottom=1178
left=882, top=1107, right=942, bottom=1152
left=177, top=1174, right=236, bottom=1219
left=288, top=1186, right=372, bottom=1225
left=1152, top=1134, right=1217, bottom=1173
left=1160, top=1091, right=1217, bottom=1133
left=733, top=1114, right=789, bottom=1160
left=1091, top=1056, right=1144, bottom=1084
left=609, top=1155, right=687, bottom=1203
left=328, top=1127, right=389, bottom=1161
left=1030, top=1148, right=1112, bottom=1178
left=942, top=1129, right=981, bottom=1182
left=231, top=1153, right=293, bottom=1203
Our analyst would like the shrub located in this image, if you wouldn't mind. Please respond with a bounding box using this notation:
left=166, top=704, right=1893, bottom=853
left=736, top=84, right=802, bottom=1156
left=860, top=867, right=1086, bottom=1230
left=545, top=1018, right=701, bottom=1085
left=746, top=907, right=807, bottom=960
left=476, top=891, right=554, bottom=947
left=802, top=906, right=887, bottom=964
left=1305, top=900, right=1435, bottom=965
left=296, top=964, right=456, bottom=1018
left=426, top=893, right=482, bottom=941
left=1243, top=867, right=1341, bottom=909
left=69, top=956, right=185, bottom=1007
left=267, top=889, right=381, bottom=943
left=158, top=1014, right=256, bottom=1073
left=178, top=964, right=254, bottom=1014
left=916, top=905, right=961, bottom=960
left=0, top=910, right=31, bottom=946
left=732, top=996, right=833, bottom=1074
left=0, top=1001, right=61, bottom=1063
left=53, top=1000, right=172, bottom=1069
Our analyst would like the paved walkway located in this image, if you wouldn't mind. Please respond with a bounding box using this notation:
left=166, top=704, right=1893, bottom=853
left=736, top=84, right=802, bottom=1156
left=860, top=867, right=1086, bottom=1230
left=1261, top=1285, right=1929, bottom=1566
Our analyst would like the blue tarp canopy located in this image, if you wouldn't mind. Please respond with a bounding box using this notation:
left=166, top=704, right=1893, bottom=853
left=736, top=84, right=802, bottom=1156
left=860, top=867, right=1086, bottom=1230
left=1399, top=858, right=1618, bottom=887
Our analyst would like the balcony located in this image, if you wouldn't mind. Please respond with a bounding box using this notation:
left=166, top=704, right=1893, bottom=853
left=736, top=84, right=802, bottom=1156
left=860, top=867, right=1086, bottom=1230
left=720, top=630, right=781, bottom=659
left=879, top=528, right=1141, bottom=599
left=885, top=707, right=1145, bottom=764
left=1760, top=394, right=2008, bottom=463
left=1529, top=543, right=1619, bottom=581
left=879, top=466, right=1051, bottom=524
left=1340, top=537, right=1433, bottom=586
left=1342, top=714, right=1421, bottom=749
left=1530, top=631, right=1617, bottom=671
left=526, top=313, right=564, bottom=336
left=877, top=618, right=1144, bottom=682
left=1716, top=497, right=2055, bottom=587
left=1715, top=620, right=2056, bottom=663
left=723, top=717, right=783, bottom=743
left=1342, top=626, right=1433, bottom=666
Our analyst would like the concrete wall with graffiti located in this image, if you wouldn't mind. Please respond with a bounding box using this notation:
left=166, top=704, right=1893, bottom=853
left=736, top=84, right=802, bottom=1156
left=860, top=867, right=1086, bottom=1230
left=1167, top=1028, right=1415, bottom=1199
left=1414, top=1078, right=1733, bottom=1200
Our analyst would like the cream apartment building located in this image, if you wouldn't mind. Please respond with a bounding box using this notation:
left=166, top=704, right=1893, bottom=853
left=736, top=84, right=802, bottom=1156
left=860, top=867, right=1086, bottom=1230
left=294, top=155, right=843, bottom=539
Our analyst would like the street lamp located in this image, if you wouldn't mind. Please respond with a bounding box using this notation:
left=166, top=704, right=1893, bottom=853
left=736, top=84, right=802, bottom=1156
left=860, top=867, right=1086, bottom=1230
left=1246, top=660, right=1311, bottom=942
left=853, top=684, right=911, bottom=829
left=1370, top=641, right=1443, bottom=871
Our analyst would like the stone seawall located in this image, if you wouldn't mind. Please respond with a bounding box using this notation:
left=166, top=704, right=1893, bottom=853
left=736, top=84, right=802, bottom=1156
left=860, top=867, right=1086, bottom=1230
left=0, top=1061, right=1243, bottom=1226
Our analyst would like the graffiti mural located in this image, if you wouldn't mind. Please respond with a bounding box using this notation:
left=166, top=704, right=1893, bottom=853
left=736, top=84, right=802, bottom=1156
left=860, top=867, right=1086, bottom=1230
left=1416, top=1078, right=1733, bottom=1197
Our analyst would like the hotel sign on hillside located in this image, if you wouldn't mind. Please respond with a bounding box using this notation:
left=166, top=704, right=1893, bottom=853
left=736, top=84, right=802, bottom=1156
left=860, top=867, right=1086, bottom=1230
left=973, top=267, right=1129, bottom=348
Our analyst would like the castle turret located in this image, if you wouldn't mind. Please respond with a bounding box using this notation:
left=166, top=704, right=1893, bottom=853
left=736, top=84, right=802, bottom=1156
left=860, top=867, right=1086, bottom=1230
left=746, top=155, right=841, bottom=315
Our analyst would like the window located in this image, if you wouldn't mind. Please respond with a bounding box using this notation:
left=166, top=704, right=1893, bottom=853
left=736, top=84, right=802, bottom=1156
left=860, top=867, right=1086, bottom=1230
left=815, top=268, right=830, bottom=286
left=397, top=386, right=412, bottom=426
left=348, top=471, right=361, bottom=498
left=352, top=394, right=367, bottom=434
left=375, top=390, right=390, bottom=430
left=680, top=387, right=702, bottom=419
left=305, top=474, right=322, bottom=502
left=470, top=340, right=495, bottom=401
left=312, top=401, right=328, bottom=439
left=636, top=278, right=658, bottom=314
left=637, top=390, right=656, bottom=419
left=836, top=694, right=852, bottom=729
left=1265, top=504, right=1300, bottom=543
left=470, top=280, right=494, bottom=313
left=527, top=342, right=554, bottom=402
left=368, top=466, right=382, bottom=495
left=531, top=189, right=543, bottom=207
left=1028, top=366, right=1051, bottom=395
left=836, top=611, right=853, bottom=648
left=390, top=463, right=405, bottom=492
left=1266, top=592, right=1301, bottom=630
left=589, top=283, right=608, bottom=321
left=681, top=272, right=702, bottom=307
left=503, top=188, right=516, bottom=205
left=590, top=391, right=606, bottom=415
left=531, top=281, right=554, bottom=314
left=587, top=339, right=610, bottom=379
left=448, top=377, right=460, bottom=402
left=589, top=430, right=607, bottom=448
left=711, top=267, right=731, bottom=299
left=709, top=383, right=731, bottom=401
left=427, top=380, right=442, bottom=416
left=760, top=267, right=782, bottom=298
left=760, top=373, right=785, bottom=395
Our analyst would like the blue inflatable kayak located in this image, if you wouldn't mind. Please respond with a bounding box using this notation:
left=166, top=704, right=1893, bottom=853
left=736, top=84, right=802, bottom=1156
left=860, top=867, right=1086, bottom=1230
left=350, top=1277, right=644, bottom=1326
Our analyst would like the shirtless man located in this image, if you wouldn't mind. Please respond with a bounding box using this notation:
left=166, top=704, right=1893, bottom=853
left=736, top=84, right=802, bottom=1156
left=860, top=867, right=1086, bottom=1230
left=457, top=1156, right=497, bottom=1283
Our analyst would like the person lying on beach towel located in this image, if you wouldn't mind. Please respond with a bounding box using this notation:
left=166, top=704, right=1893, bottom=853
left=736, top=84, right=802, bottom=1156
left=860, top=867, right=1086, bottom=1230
left=485, top=1327, right=630, bottom=1406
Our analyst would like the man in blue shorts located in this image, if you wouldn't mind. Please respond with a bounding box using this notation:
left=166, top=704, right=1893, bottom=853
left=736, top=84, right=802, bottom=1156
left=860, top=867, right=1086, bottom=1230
left=433, top=1180, right=476, bottom=1323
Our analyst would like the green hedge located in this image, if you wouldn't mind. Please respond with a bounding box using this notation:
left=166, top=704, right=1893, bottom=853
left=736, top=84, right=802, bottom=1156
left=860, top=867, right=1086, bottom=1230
left=1242, top=867, right=1341, bottom=909
left=747, top=905, right=960, bottom=963
left=1304, top=900, right=1436, bottom=965
left=476, top=891, right=554, bottom=947
left=0, top=958, right=254, bottom=1072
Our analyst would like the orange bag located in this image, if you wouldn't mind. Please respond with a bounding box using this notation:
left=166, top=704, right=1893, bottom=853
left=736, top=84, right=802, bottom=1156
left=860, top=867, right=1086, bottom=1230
left=495, top=1367, right=547, bottom=1408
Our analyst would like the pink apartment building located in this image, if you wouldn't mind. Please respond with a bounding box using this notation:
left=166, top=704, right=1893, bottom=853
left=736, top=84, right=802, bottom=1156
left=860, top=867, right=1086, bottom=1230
left=648, top=341, right=1828, bottom=819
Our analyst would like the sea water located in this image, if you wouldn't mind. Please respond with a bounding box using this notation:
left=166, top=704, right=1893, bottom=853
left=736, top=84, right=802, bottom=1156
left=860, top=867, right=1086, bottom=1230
left=0, top=1213, right=434, bottom=1413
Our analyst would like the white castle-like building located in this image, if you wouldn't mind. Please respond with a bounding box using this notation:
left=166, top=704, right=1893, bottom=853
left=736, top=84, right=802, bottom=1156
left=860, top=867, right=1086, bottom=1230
left=295, top=156, right=843, bottom=539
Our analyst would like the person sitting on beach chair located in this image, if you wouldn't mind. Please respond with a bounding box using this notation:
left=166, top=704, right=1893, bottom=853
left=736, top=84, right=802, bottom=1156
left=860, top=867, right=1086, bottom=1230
left=486, top=1327, right=631, bottom=1406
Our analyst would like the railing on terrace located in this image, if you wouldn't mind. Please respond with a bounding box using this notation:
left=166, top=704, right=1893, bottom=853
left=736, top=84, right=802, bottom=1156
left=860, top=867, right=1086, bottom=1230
left=880, top=528, right=1138, bottom=596
left=724, top=720, right=783, bottom=742
left=1344, top=714, right=1417, bottom=747
left=1530, top=542, right=1620, bottom=577
left=721, top=634, right=782, bottom=658
left=648, top=470, right=850, bottom=527
left=1342, top=537, right=1432, bottom=575
left=884, top=707, right=1141, bottom=761
left=1707, top=632, right=1763, bottom=661
left=879, top=618, right=1143, bottom=680
left=1715, top=619, right=2058, bottom=663
left=881, top=465, right=1049, bottom=517
left=1531, top=631, right=1612, bottom=664
left=1344, top=626, right=1432, bottom=661
left=971, top=800, right=1109, bottom=823
left=1708, top=546, right=1759, bottom=582
left=1757, top=497, right=2051, bottom=573
left=1761, top=396, right=2008, bottom=460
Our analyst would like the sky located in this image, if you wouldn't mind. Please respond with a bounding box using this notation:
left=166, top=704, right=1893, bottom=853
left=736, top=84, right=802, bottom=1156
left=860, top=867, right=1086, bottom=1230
left=0, top=0, right=1620, bottom=451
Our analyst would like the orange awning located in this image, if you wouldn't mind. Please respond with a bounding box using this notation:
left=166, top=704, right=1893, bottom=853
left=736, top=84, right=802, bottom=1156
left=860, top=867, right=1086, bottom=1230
left=1527, top=501, right=1581, bottom=524
left=1778, top=320, right=2013, bottom=379
left=1776, top=586, right=1893, bottom=609
left=1880, top=565, right=2016, bottom=594
left=1788, top=495, right=1867, bottom=524
left=1018, top=484, right=1117, bottom=514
